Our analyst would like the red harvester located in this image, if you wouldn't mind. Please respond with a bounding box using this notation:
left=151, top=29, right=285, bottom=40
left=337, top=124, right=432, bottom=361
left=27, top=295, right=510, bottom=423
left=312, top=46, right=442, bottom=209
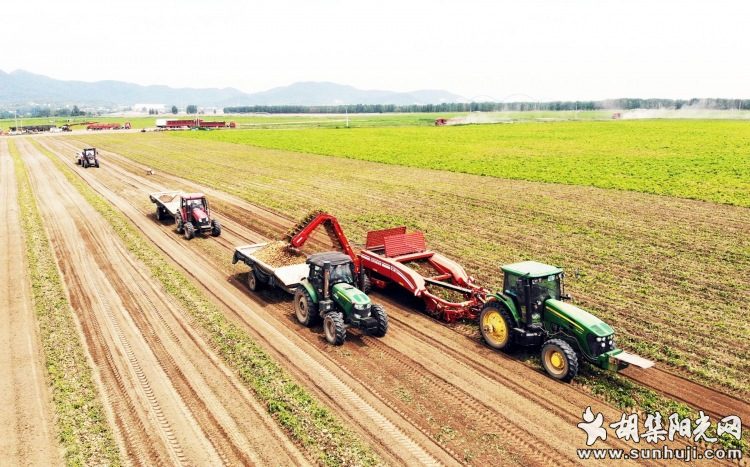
left=286, top=212, right=487, bottom=322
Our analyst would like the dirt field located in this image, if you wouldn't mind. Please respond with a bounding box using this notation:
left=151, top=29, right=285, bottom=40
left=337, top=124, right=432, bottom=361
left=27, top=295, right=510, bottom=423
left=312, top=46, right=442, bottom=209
left=19, top=134, right=733, bottom=465
left=0, top=140, right=61, bottom=464
left=14, top=138, right=311, bottom=465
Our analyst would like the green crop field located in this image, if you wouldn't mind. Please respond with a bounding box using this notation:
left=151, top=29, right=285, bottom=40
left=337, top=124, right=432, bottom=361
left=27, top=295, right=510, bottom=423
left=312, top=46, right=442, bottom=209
left=174, top=119, right=750, bottom=207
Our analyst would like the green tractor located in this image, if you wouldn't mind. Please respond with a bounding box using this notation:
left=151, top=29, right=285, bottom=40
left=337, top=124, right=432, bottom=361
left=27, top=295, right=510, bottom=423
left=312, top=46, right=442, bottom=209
left=294, top=252, right=388, bottom=345
left=480, top=261, right=652, bottom=382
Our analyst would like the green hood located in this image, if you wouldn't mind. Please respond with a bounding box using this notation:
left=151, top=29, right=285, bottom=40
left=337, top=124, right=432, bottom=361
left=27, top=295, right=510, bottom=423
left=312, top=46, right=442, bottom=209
left=332, top=283, right=370, bottom=306
left=545, top=299, right=614, bottom=337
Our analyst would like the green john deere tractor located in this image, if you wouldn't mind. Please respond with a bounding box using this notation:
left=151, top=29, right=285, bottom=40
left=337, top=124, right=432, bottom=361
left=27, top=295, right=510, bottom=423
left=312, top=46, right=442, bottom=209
left=480, top=261, right=651, bottom=382
left=294, top=252, right=388, bottom=345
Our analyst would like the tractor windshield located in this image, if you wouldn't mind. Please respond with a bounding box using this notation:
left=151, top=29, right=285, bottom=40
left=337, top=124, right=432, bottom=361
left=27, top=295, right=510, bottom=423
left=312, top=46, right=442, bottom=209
left=532, top=274, right=561, bottom=302
left=329, top=264, right=354, bottom=285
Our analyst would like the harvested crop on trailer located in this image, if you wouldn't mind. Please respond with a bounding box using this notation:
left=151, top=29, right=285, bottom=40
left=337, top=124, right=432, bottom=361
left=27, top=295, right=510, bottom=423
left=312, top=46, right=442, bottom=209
left=159, top=193, right=177, bottom=203
left=254, top=241, right=305, bottom=267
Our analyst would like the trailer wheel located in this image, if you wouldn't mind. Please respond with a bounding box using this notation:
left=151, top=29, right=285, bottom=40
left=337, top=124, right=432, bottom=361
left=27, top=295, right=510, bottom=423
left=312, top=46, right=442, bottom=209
left=95, top=162, right=99, bottom=168
left=324, top=313, right=346, bottom=345
left=156, top=207, right=163, bottom=221
left=479, top=303, right=514, bottom=350
left=246, top=267, right=261, bottom=291
left=541, top=339, right=579, bottom=382
left=294, top=287, right=319, bottom=326
left=184, top=222, right=195, bottom=240
left=211, top=219, right=222, bottom=237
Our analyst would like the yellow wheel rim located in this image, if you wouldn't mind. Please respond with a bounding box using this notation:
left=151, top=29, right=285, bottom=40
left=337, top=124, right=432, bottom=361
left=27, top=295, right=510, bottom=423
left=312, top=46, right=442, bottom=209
left=550, top=351, right=564, bottom=370
left=482, top=310, right=508, bottom=347
left=544, top=348, right=567, bottom=376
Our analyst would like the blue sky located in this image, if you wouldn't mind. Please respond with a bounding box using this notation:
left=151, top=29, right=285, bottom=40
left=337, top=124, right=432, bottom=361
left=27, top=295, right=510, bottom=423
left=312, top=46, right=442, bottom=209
left=3, top=0, right=749, bottom=99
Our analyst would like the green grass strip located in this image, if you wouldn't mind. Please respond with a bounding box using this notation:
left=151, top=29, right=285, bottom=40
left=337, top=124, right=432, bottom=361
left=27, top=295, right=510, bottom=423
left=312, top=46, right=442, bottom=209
left=30, top=138, right=379, bottom=466
left=9, top=139, right=121, bottom=466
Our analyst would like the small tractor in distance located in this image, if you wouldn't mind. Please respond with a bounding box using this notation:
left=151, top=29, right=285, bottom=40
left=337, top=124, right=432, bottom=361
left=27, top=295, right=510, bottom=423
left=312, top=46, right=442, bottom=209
left=149, top=191, right=221, bottom=240
left=480, top=261, right=653, bottom=381
left=76, top=148, right=99, bottom=168
left=294, top=252, right=388, bottom=345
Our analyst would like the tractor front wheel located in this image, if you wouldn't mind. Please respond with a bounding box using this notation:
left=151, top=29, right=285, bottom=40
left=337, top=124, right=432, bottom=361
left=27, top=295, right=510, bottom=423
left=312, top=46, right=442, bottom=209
left=211, top=219, right=222, bottom=237
left=541, top=339, right=579, bottom=382
left=323, top=313, right=346, bottom=345
left=479, top=302, right=514, bottom=350
left=294, top=287, right=318, bottom=327
left=176, top=219, right=184, bottom=234
left=371, top=304, right=388, bottom=337
left=184, top=222, right=195, bottom=240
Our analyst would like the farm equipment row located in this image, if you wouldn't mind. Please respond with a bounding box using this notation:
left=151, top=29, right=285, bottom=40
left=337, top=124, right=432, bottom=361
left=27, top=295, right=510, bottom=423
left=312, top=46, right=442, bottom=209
left=143, top=188, right=652, bottom=382
left=234, top=211, right=654, bottom=382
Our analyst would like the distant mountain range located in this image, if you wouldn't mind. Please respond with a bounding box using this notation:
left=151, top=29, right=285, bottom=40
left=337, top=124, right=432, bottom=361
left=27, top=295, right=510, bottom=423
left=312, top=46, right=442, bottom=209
left=0, top=69, right=464, bottom=107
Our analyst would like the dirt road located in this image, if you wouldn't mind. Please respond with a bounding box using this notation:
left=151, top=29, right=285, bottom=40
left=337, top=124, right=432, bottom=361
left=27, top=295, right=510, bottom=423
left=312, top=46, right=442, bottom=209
left=40, top=136, right=713, bottom=465
left=16, top=138, right=309, bottom=466
left=0, top=139, right=62, bottom=465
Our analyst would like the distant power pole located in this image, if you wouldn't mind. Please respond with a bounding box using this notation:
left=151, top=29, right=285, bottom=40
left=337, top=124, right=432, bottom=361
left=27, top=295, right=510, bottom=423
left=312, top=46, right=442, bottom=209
left=346, top=107, right=349, bottom=128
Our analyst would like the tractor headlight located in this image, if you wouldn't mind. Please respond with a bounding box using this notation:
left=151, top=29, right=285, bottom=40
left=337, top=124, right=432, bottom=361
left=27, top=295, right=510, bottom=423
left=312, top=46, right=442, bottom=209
left=531, top=312, right=540, bottom=322
left=596, top=337, right=603, bottom=342
left=354, top=303, right=369, bottom=311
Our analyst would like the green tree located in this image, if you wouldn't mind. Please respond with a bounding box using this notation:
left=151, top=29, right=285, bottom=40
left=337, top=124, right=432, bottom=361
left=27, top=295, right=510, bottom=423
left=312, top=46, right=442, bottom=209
left=71, top=105, right=83, bottom=116
left=171, top=105, right=178, bottom=114
left=186, top=104, right=198, bottom=114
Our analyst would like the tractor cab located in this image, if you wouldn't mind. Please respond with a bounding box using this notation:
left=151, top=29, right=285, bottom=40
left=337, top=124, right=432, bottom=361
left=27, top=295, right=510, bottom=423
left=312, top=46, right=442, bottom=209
left=501, top=261, right=565, bottom=327
left=295, top=252, right=388, bottom=345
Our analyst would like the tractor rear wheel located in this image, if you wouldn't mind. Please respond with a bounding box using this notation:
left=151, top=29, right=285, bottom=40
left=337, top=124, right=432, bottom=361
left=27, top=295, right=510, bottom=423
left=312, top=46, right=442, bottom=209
left=541, top=339, right=579, bottom=382
left=246, top=267, right=260, bottom=291
left=323, top=313, right=346, bottom=345
left=479, top=302, right=514, bottom=350
left=184, top=222, right=195, bottom=240
left=211, top=219, right=222, bottom=237
left=294, top=287, right=319, bottom=326
left=371, top=304, right=388, bottom=337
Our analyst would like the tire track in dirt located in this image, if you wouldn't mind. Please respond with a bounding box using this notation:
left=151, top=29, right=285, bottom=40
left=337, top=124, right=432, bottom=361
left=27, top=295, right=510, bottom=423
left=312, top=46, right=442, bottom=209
left=19, top=138, right=309, bottom=466
left=0, top=139, right=62, bottom=465
left=42, top=137, right=450, bottom=466
left=43, top=137, right=710, bottom=465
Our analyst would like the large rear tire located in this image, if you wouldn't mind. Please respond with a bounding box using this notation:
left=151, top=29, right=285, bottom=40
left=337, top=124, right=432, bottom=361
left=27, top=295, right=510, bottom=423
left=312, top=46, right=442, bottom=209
left=541, top=339, right=579, bottom=382
left=371, top=304, right=388, bottom=337
left=211, top=219, right=222, bottom=237
left=323, top=313, right=346, bottom=345
left=294, top=287, right=318, bottom=327
left=184, top=222, right=195, bottom=240
left=479, top=302, right=514, bottom=350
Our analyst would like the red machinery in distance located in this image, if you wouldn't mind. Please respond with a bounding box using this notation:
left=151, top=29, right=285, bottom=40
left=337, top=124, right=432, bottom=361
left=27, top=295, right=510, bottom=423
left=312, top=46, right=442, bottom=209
left=286, top=212, right=488, bottom=322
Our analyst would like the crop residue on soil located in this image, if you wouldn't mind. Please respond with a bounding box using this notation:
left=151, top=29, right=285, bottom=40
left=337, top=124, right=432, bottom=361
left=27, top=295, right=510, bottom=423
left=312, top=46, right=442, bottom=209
left=254, top=241, right=305, bottom=267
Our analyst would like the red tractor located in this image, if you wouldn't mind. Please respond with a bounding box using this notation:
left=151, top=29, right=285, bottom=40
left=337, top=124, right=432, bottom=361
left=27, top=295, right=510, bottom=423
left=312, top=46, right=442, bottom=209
left=149, top=191, right=222, bottom=240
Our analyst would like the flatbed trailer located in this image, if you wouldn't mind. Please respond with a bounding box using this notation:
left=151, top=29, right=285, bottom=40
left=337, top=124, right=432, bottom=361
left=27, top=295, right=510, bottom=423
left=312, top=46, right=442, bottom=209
left=232, top=243, right=309, bottom=294
left=149, top=191, right=182, bottom=220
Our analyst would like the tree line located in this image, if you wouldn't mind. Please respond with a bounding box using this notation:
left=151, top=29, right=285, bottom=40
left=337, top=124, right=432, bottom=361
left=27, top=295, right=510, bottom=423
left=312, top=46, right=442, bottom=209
left=225, top=98, right=750, bottom=114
